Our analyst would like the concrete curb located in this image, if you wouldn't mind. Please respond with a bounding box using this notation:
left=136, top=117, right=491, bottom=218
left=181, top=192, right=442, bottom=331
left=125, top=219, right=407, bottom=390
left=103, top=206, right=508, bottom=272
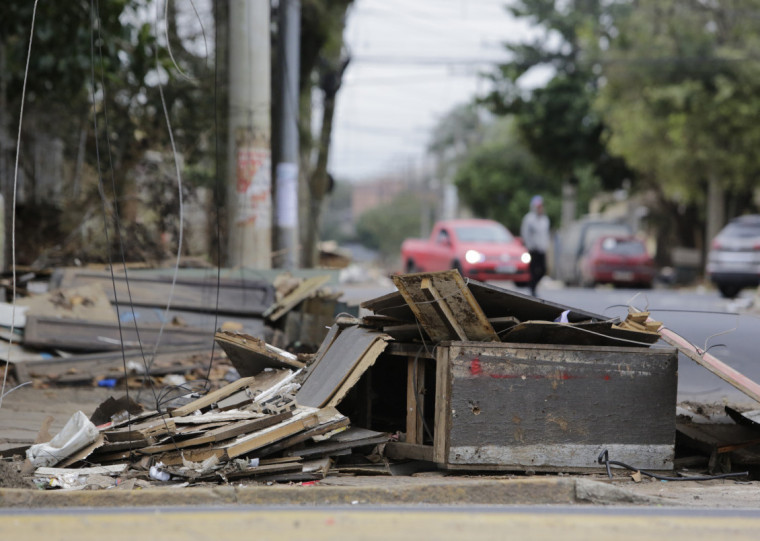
left=0, top=477, right=672, bottom=508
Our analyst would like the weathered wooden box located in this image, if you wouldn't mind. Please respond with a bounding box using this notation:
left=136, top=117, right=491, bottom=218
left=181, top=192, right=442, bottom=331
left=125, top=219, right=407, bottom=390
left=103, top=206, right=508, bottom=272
left=433, top=342, right=678, bottom=472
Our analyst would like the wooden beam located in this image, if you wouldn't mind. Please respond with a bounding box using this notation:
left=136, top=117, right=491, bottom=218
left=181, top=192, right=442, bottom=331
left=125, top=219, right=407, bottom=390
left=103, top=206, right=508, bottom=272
left=658, top=324, right=760, bottom=404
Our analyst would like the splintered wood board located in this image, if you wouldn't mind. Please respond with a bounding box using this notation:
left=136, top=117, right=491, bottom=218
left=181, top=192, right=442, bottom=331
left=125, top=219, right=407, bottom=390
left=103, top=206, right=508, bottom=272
left=392, top=270, right=498, bottom=343
left=169, top=376, right=259, bottom=417
left=215, top=331, right=304, bottom=376
left=295, top=326, right=389, bottom=408
left=263, top=275, right=331, bottom=322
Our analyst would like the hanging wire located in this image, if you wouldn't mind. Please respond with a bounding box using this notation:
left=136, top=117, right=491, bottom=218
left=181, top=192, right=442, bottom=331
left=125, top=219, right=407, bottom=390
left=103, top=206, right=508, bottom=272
left=0, top=0, right=40, bottom=410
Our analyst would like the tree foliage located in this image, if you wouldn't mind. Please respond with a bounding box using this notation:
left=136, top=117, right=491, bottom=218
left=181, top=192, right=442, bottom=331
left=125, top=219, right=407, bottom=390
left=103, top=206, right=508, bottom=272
left=483, top=0, right=633, bottom=203
left=355, top=191, right=423, bottom=259
left=596, top=0, right=760, bottom=216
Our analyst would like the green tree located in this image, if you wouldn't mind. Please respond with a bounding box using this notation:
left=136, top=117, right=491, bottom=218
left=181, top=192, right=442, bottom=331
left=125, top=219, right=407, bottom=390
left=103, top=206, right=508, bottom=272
left=484, top=0, right=633, bottom=224
left=596, top=0, right=760, bottom=253
left=355, top=191, right=423, bottom=261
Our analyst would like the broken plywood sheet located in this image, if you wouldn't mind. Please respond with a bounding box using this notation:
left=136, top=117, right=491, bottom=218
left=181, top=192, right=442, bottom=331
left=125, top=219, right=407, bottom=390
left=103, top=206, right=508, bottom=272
left=263, top=274, right=332, bottom=322
left=214, top=331, right=304, bottom=376
left=392, top=270, right=498, bottom=343
left=22, top=316, right=211, bottom=352
left=283, top=427, right=390, bottom=459
left=295, top=325, right=390, bottom=408
left=169, top=376, right=260, bottom=417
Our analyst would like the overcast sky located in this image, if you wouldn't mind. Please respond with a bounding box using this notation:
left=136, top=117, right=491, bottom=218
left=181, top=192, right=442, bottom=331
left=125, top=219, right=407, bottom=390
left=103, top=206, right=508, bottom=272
left=328, top=0, right=545, bottom=183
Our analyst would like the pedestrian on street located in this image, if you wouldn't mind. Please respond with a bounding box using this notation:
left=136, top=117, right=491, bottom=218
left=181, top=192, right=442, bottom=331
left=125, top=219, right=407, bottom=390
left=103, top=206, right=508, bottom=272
left=520, top=195, right=550, bottom=297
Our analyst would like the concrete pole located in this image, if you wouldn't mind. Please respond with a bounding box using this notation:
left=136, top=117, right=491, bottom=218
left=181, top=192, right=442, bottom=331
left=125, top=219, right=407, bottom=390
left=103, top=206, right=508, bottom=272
left=227, top=0, right=272, bottom=268
left=274, top=0, right=301, bottom=269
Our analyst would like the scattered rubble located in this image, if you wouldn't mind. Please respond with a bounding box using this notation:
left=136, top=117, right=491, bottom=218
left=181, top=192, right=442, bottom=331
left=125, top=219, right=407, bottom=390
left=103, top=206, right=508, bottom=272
left=1, top=268, right=760, bottom=494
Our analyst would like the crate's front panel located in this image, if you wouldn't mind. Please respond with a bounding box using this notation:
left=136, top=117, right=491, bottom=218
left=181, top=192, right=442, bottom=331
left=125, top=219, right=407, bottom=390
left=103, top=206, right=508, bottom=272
left=445, top=344, right=677, bottom=470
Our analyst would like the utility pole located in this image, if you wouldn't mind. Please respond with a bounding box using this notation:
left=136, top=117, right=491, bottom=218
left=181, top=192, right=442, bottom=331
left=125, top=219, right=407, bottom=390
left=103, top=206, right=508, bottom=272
left=274, top=0, right=300, bottom=269
left=226, top=0, right=272, bottom=268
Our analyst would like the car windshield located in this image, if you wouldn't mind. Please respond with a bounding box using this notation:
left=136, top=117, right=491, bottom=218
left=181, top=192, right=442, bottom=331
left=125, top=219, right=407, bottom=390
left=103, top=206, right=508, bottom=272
left=721, top=221, right=760, bottom=239
left=454, top=224, right=513, bottom=243
left=600, top=237, right=646, bottom=255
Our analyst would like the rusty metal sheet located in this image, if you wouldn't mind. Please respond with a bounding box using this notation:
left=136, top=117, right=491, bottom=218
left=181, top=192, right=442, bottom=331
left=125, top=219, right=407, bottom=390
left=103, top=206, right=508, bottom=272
left=392, top=270, right=498, bottom=343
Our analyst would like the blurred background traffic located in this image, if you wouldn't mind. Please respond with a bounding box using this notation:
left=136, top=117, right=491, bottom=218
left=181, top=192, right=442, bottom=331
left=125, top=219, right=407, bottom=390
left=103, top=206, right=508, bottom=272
left=0, top=1, right=759, bottom=299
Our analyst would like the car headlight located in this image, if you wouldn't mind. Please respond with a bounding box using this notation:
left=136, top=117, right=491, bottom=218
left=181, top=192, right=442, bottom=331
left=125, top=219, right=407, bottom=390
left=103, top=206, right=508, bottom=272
left=521, top=252, right=531, bottom=264
left=465, top=250, right=485, bottom=264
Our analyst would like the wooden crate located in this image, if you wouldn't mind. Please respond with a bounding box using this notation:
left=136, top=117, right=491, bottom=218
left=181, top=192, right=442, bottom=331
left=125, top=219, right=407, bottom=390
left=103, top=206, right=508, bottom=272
left=433, top=342, right=678, bottom=472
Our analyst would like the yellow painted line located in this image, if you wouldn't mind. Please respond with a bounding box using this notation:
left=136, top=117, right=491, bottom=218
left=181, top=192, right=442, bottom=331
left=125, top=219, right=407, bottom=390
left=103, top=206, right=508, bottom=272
left=2, top=509, right=760, bottom=541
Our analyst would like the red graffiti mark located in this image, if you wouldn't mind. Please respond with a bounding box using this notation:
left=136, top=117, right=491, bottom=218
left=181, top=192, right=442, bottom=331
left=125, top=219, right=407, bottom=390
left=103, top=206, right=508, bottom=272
left=469, top=358, right=482, bottom=376
left=603, top=374, right=611, bottom=381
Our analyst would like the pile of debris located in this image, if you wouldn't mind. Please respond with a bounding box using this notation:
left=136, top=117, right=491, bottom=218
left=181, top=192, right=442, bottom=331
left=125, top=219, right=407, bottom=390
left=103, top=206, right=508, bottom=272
left=1, top=266, right=342, bottom=390
left=4, top=269, right=760, bottom=490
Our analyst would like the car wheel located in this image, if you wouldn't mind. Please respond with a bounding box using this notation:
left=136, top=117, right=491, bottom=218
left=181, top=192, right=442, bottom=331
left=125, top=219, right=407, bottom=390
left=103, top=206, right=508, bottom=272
left=718, top=284, right=741, bottom=298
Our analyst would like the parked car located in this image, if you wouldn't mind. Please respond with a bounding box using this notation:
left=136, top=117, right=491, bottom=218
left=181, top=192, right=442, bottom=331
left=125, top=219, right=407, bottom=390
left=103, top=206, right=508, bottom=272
left=554, top=218, right=634, bottom=286
left=400, top=219, right=531, bottom=283
left=706, top=214, right=760, bottom=298
left=578, top=235, right=656, bottom=288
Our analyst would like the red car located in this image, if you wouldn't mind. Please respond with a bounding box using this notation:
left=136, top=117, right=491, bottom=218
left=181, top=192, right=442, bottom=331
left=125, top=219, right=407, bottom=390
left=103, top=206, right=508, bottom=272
left=579, top=235, right=656, bottom=288
left=400, top=219, right=531, bottom=283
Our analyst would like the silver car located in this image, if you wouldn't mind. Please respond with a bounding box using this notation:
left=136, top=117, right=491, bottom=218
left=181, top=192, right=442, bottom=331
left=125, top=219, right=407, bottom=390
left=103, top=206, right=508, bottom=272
left=706, top=214, right=760, bottom=298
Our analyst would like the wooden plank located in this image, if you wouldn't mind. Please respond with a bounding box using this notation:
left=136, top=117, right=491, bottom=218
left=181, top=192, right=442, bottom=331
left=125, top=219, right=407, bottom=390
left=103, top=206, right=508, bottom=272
left=214, top=331, right=304, bottom=376
left=215, top=369, right=297, bottom=410
left=223, top=408, right=321, bottom=458
left=295, top=326, right=389, bottom=408
left=658, top=324, right=760, bottom=404
left=54, top=268, right=275, bottom=316
left=325, top=338, right=389, bottom=408
left=169, top=377, right=258, bottom=417
left=283, top=427, right=389, bottom=458
left=433, top=346, right=451, bottom=464
left=34, top=464, right=127, bottom=477
left=23, top=316, right=211, bottom=352
left=263, top=275, right=331, bottom=322
left=255, top=409, right=349, bottom=457
left=383, top=442, right=434, bottom=462
left=104, top=418, right=176, bottom=442
left=137, top=412, right=293, bottom=454
left=406, top=355, right=425, bottom=445
left=392, top=271, right=498, bottom=343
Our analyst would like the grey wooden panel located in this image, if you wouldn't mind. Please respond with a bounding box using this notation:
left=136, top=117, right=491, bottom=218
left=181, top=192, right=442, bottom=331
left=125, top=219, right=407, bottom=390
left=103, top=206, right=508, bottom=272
left=23, top=316, right=212, bottom=352
left=54, top=269, right=275, bottom=316
left=295, top=326, right=386, bottom=408
left=442, top=342, right=677, bottom=470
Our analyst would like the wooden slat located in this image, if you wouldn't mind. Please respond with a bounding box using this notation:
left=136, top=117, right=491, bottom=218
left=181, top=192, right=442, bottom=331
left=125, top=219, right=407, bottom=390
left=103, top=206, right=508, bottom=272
left=223, top=408, right=321, bottom=458
left=392, top=270, right=498, bottom=343
left=169, top=377, right=258, bottom=417
left=406, top=355, right=426, bottom=445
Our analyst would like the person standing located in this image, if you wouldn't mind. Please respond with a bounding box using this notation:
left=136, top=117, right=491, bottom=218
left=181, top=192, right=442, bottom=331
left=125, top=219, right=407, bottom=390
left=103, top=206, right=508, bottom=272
left=520, top=195, right=550, bottom=296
